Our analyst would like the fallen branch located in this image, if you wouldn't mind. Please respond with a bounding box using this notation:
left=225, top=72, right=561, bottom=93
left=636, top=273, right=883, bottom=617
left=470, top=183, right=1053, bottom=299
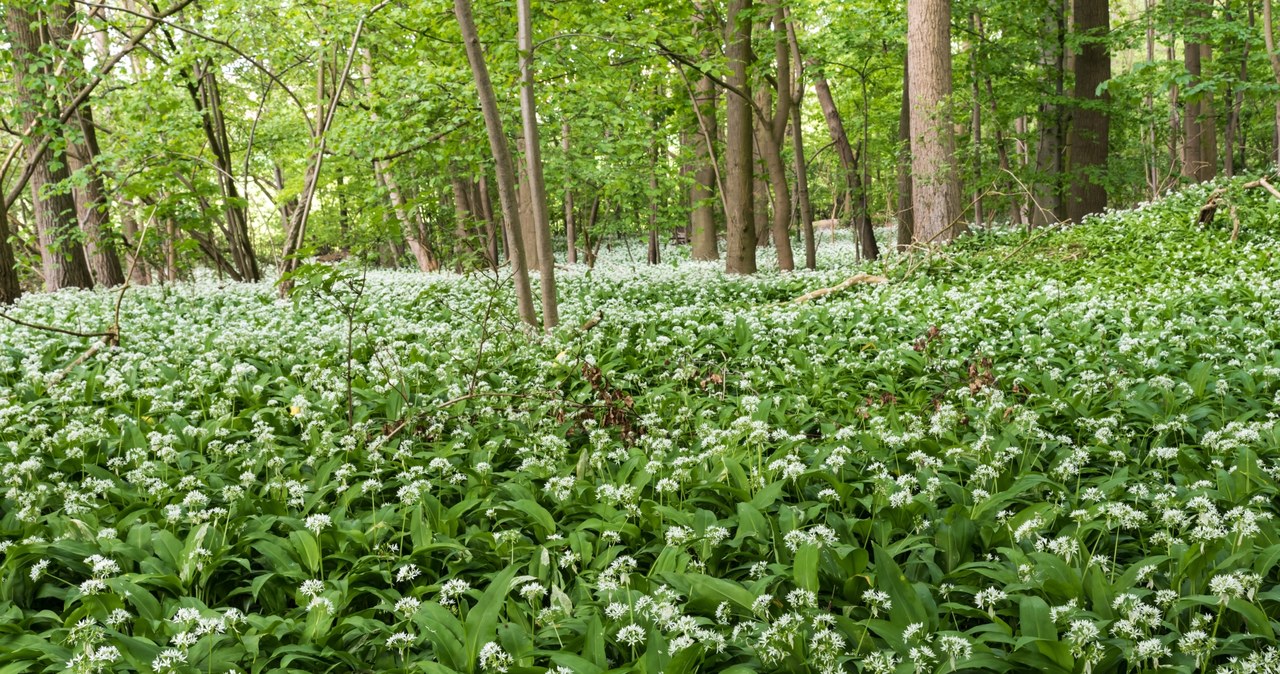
left=792, top=273, right=887, bottom=303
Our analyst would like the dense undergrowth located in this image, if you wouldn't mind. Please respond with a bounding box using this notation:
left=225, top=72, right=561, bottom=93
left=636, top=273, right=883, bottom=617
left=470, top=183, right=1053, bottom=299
left=2, top=180, right=1280, bottom=673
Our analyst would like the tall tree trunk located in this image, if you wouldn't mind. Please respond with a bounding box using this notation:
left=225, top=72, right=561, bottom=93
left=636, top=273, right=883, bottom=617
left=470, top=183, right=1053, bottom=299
left=724, top=0, right=756, bottom=274
left=1183, top=21, right=1204, bottom=179
left=50, top=5, right=124, bottom=288
left=5, top=1, right=93, bottom=292
left=791, top=101, right=816, bottom=269
left=1199, top=39, right=1217, bottom=181
left=749, top=0, right=795, bottom=271
left=455, top=0, right=537, bottom=327
left=691, top=66, right=720, bottom=260
left=516, top=0, right=558, bottom=328
left=1032, top=0, right=1067, bottom=226
left=1066, top=0, right=1110, bottom=222
left=969, top=12, right=984, bottom=229
left=1265, top=0, right=1280, bottom=163
left=451, top=176, right=478, bottom=269
left=562, top=123, right=577, bottom=264
left=906, top=0, right=962, bottom=243
left=1226, top=2, right=1252, bottom=177
left=815, top=74, right=878, bottom=258
left=896, top=59, right=914, bottom=250
left=1145, top=0, right=1159, bottom=195
left=190, top=64, right=260, bottom=281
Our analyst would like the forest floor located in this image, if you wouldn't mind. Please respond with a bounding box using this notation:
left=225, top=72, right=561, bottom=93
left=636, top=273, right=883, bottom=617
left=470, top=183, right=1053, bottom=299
left=2, top=179, right=1280, bottom=673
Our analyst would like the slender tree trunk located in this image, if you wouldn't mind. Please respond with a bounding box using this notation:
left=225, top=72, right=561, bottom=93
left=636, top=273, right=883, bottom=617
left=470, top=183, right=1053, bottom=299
left=791, top=101, right=816, bottom=269
left=516, top=0, right=557, bottom=328
left=562, top=123, right=577, bottom=264
left=1066, top=0, right=1110, bottom=222
left=451, top=175, right=478, bottom=269
left=691, top=66, right=719, bottom=260
left=970, top=12, right=984, bottom=229
left=1226, top=3, right=1252, bottom=177
left=455, top=0, right=537, bottom=327
left=120, top=206, right=150, bottom=285
left=584, top=194, right=600, bottom=268
left=896, top=60, right=914, bottom=250
left=1199, top=38, right=1217, bottom=181
left=6, top=1, right=93, bottom=292
left=1032, top=0, right=1067, bottom=226
left=724, top=0, right=756, bottom=274
left=815, top=74, right=878, bottom=258
left=516, top=139, right=539, bottom=271
left=190, top=64, right=260, bottom=281
left=1145, top=0, right=1159, bottom=195
left=750, top=0, right=795, bottom=271
left=1264, top=0, right=1280, bottom=163
left=477, top=173, right=499, bottom=267
left=906, top=0, right=962, bottom=243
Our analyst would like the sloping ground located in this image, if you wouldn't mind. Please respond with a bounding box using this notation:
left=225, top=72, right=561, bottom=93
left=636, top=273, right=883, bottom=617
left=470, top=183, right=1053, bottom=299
left=0, top=180, right=1278, bottom=673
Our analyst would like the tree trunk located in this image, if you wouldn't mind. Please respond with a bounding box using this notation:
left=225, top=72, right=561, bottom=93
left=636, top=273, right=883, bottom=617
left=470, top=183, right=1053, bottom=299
left=724, top=0, right=756, bottom=274
left=1032, top=0, right=1067, bottom=226
left=791, top=100, right=816, bottom=270
left=476, top=174, right=499, bottom=267
left=970, top=12, right=984, bottom=229
left=50, top=5, right=124, bottom=288
left=1267, top=0, right=1280, bottom=163
left=1066, top=0, right=1110, bottom=222
left=455, top=0, right=537, bottom=327
left=814, top=74, right=878, bottom=258
left=750, top=0, right=795, bottom=271
left=67, top=106, right=125, bottom=287
left=1183, top=24, right=1204, bottom=179
left=1225, top=2, right=1251, bottom=177
left=691, top=67, right=719, bottom=260
left=516, top=0, right=558, bottom=329
left=120, top=206, right=150, bottom=285
left=516, top=139, right=539, bottom=271
left=562, top=123, right=577, bottom=264
left=5, top=1, right=93, bottom=292
left=896, top=59, right=914, bottom=250
left=1198, top=39, right=1217, bottom=181
left=906, top=0, right=962, bottom=244
left=190, top=64, right=260, bottom=281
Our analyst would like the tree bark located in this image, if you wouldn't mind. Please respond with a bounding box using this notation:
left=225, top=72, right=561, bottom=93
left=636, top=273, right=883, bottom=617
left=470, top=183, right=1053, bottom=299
left=1032, top=0, right=1067, bottom=226
left=970, top=12, right=984, bottom=229
left=1198, top=39, right=1217, bottom=181
left=562, top=122, right=577, bottom=264
left=896, top=59, right=914, bottom=250
left=516, top=0, right=558, bottom=328
left=51, top=4, right=124, bottom=288
left=6, top=1, right=93, bottom=292
left=455, top=0, right=537, bottom=327
left=1066, top=0, right=1110, bottom=222
left=1265, top=0, right=1280, bottom=163
left=750, top=0, right=795, bottom=271
left=724, top=0, right=756, bottom=274
left=814, top=73, right=878, bottom=258
left=906, top=0, right=963, bottom=244
left=691, top=65, right=719, bottom=260
left=791, top=99, right=816, bottom=270
left=1183, top=19, right=1204, bottom=179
